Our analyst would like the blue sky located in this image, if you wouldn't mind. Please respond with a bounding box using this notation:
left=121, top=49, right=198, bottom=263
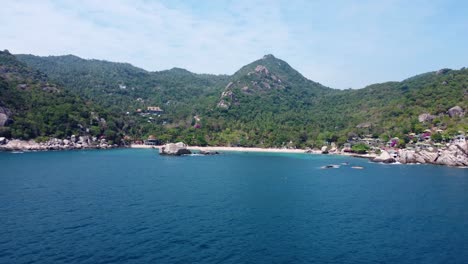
left=1, top=0, right=467, bottom=89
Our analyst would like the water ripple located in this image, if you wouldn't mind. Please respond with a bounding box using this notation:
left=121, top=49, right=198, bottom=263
left=0, top=149, right=467, bottom=263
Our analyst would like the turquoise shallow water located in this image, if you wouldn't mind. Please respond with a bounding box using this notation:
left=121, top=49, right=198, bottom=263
left=0, top=149, right=467, bottom=263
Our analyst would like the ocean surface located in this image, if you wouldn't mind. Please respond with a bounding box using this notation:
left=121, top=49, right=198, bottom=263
left=0, top=149, right=467, bottom=264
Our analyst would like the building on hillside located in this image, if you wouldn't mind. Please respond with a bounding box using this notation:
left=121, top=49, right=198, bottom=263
left=386, top=137, right=399, bottom=148
left=351, top=137, right=381, bottom=147
left=366, top=138, right=381, bottom=146
left=147, top=106, right=163, bottom=114
left=144, top=135, right=161, bottom=145
left=415, top=142, right=432, bottom=151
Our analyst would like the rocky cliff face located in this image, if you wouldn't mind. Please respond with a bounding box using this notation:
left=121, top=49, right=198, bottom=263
left=216, top=54, right=331, bottom=109
left=217, top=64, right=286, bottom=109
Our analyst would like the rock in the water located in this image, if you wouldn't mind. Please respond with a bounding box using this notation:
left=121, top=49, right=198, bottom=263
left=373, top=150, right=396, bottom=163
left=398, top=149, right=416, bottom=164
left=321, top=146, right=329, bottom=154
left=160, top=142, right=192, bottom=156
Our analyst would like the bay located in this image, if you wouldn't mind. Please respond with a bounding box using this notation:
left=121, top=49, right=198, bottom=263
left=0, top=149, right=467, bottom=263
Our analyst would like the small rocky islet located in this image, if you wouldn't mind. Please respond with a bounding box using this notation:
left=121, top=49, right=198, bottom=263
left=159, top=142, right=220, bottom=156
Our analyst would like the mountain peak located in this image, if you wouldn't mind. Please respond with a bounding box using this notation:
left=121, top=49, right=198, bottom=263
left=217, top=55, right=332, bottom=109
left=262, top=54, right=276, bottom=60
left=168, top=67, right=191, bottom=73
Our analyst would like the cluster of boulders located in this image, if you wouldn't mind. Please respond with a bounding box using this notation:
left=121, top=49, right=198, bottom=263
left=419, top=106, right=465, bottom=123
left=372, top=141, right=467, bottom=167
left=398, top=142, right=467, bottom=167
left=316, top=143, right=342, bottom=154
left=0, top=135, right=118, bottom=151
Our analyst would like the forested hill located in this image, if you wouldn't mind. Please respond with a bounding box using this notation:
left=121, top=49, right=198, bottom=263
left=311, top=68, right=468, bottom=141
left=0, top=50, right=126, bottom=142
left=16, top=54, right=229, bottom=113
left=10, top=52, right=468, bottom=147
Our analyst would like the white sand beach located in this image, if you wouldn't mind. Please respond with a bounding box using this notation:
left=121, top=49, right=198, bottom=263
left=130, top=144, right=311, bottom=154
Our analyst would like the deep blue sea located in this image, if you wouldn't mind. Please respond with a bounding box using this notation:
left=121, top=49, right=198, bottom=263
left=0, top=149, right=467, bottom=264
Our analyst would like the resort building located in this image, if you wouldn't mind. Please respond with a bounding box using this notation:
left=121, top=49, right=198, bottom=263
left=144, top=135, right=161, bottom=145
left=415, top=142, right=432, bottom=151
left=147, top=106, right=163, bottom=113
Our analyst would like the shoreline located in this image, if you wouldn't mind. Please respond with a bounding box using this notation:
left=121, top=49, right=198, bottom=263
left=2, top=142, right=465, bottom=168
left=132, top=144, right=312, bottom=154
left=130, top=144, right=377, bottom=157
left=131, top=144, right=467, bottom=168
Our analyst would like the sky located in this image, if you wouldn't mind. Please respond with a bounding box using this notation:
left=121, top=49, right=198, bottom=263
left=1, top=0, right=467, bottom=89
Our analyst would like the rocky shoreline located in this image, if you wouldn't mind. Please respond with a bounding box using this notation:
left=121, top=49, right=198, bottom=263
left=0, top=136, right=119, bottom=151
left=2, top=138, right=466, bottom=167
left=370, top=141, right=467, bottom=167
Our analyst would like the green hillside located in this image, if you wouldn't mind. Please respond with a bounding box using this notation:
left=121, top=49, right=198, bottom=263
left=16, top=54, right=229, bottom=112
left=11, top=52, right=468, bottom=148
left=0, top=50, right=127, bottom=143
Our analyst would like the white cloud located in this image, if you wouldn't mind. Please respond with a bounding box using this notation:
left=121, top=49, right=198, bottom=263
left=0, top=0, right=291, bottom=75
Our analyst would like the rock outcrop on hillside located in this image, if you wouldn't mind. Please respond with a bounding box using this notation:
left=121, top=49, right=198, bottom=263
left=160, top=142, right=192, bottom=156
left=0, top=106, right=11, bottom=127
left=356, top=122, right=372, bottom=128
left=418, top=113, right=435, bottom=123
left=448, top=106, right=465, bottom=118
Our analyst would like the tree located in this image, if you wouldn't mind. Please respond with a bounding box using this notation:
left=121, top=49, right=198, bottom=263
left=352, top=143, right=370, bottom=154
